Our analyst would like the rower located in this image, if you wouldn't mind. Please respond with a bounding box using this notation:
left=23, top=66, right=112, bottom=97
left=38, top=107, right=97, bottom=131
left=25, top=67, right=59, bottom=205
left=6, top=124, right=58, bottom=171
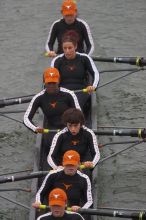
left=23, top=67, right=80, bottom=166
left=35, top=150, right=92, bottom=214
left=36, top=188, right=85, bottom=220
left=47, top=108, right=100, bottom=177
left=45, top=0, right=94, bottom=57
left=23, top=67, right=80, bottom=133
left=50, top=33, right=99, bottom=114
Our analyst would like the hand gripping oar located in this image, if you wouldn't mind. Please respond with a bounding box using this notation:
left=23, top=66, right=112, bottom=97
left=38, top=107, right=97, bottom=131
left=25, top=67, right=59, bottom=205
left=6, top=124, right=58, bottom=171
left=92, top=56, right=146, bottom=67
left=0, top=88, right=91, bottom=108
left=0, top=165, right=92, bottom=184
left=74, top=88, right=96, bottom=93
left=32, top=205, right=146, bottom=219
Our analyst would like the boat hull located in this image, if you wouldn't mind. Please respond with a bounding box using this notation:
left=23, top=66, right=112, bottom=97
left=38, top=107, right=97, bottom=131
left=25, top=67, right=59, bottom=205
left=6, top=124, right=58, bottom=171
left=29, top=92, right=98, bottom=220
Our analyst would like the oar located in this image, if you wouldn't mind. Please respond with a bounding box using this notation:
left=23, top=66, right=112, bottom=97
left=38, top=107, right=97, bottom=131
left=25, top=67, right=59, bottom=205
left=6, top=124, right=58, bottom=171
left=95, top=129, right=146, bottom=138
left=32, top=205, right=146, bottom=219
left=99, top=140, right=141, bottom=148
left=0, top=188, right=31, bottom=192
left=32, top=203, right=146, bottom=212
left=0, top=94, right=35, bottom=101
left=74, top=208, right=146, bottom=219
left=97, top=125, right=146, bottom=129
left=74, top=68, right=141, bottom=92
left=0, top=168, right=33, bottom=177
left=92, top=56, right=146, bottom=67
left=0, top=65, right=143, bottom=104
left=0, top=97, right=33, bottom=108
left=0, top=165, right=90, bottom=184
left=98, top=206, right=146, bottom=212
left=0, top=140, right=141, bottom=184
left=75, top=208, right=146, bottom=219
left=98, top=140, right=144, bottom=164
left=40, top=128, right=146, bottom=139
left=99, top=67, right=145, bottom=74
left=0, top=140, right=142, bottom=184
left=0, top=110, right=26, bottom=114
left=0, top=171, right=49, bottom=184
left=0, top=194, right=30, bottom=210
left=0, top=113, right=23, bottom=124
left=97, top=68, right=141, bottom=89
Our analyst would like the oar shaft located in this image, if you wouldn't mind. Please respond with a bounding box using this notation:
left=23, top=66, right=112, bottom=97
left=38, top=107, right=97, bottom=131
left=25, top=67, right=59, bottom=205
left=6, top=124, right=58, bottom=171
left=0, top=171, right=48, bottom=184
left=92, top=56, right=146, bottom=67
left=0, top=168, right=33, bottom=176
left=78, top=208, right=146, bottom=219
left=0, top=195, right=30, bottom=210
left=98, top=140, right=143, bottom=164
left=95, top=129, right=146, bottom=138
left=32, top=205, right=146, bottom=219
left=0, top=165, right=91, bottom=184
left=42, top=128, right=146, bottom=138
left=0, top=188, right=31, bottom=192
left=0, top=97, right=32, bottom=108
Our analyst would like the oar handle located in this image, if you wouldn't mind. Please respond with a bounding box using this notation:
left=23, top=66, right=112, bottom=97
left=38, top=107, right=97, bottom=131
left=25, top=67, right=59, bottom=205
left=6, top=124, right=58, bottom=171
left=74, top=88, right=96, bottom=93
left=32, top=204, right=73, bottom=210
left=43, top=129, right=60, bottom=133
left=44, top=51, right=57, bottom=58
left=80, top=164, right=93, bottom=169
left=32, top=203, right=47, bottom=209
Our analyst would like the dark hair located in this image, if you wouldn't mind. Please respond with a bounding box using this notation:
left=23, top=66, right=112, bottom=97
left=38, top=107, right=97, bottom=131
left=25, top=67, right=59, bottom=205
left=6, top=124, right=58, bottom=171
left=62, top=30, right=79, bottom=47
left=62, top=108, right=85, bottom=125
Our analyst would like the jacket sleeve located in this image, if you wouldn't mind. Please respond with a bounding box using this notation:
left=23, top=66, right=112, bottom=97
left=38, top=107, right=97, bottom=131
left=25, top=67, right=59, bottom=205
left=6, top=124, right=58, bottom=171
left=23, top=94, right=42, bottom=132
left=35, top=172, right=56, bottom=204
left=83, top=126, right=100, bottom=167
left=78, top=171, right=93, bottom=209
left=60, top=87, right=81, bottom=110
left=79, top=19, right=94, bottom=56
left=83, top=55, right=99, bottom=89
left=45, top=21, right=58, bottom=52
left=47, top=129, right=67, bottom=169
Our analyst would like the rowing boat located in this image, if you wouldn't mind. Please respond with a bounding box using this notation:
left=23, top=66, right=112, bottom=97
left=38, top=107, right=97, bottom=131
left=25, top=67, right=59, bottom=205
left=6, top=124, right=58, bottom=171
left=0, top=55, right=146, bottom=219
left=27, top=55, right=146, bottom=220
left=28, top=88, right=98, bottom=220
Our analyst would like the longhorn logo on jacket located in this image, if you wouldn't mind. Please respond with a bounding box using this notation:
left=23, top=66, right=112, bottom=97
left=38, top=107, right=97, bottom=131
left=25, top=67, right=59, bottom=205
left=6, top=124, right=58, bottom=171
left=50, top=102, right=57, bottom=108
left=62, top=183, right=72, bottom=190
left=71, top=140, right=79, bottom=146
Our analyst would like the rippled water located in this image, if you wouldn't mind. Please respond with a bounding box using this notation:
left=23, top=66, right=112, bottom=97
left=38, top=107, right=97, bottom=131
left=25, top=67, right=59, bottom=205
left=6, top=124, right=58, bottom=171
left=0, top=0, right=146, bottom=219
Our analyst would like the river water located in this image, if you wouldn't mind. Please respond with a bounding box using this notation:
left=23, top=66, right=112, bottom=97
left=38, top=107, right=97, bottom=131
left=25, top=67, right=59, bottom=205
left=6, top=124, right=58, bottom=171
left=0, top=0, right=146, bottom=219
